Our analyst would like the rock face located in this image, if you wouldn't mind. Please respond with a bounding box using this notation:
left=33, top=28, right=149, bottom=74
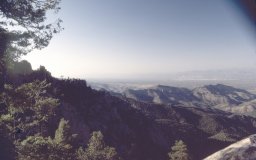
left=8, top=60, right=33, bottom=75
left=204, top=134, right=256, bottom=160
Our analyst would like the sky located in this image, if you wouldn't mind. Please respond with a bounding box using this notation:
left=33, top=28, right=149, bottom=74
left=23, top=0, right=256, bottom=80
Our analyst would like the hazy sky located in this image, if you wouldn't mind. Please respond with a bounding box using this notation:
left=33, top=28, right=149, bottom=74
left=24, top=0, right=256, bottom=80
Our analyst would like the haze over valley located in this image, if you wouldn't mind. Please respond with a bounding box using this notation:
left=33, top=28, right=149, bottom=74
left=89, top=68, right=256, bottom=93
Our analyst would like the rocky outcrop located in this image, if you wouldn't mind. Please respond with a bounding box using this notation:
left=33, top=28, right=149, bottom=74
left=204, top=134, right=256, bottom=160
left=7, top=60, right=33, bottom=75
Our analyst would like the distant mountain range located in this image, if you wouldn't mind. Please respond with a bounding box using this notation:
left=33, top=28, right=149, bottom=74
left=89, top=68, right=256, bottom=92
left=123, top=84, right=256, bottom=117
left=90, top=82, right=256, bottom=118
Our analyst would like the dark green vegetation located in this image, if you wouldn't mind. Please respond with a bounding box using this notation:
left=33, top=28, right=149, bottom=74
left=1, top=66, right=122, bottom=160
left=1, top=62, right=256, bottom=160
left=76, top=131, right=120, bottom=160
left=168, top=140, right=190, bottom=160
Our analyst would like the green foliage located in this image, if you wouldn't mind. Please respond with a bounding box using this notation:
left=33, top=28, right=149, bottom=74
left=0, top=80, right=59, bottom=138
left=16, top=80, right=50, bottom=99
left=17, top=135, right=74, bottom=160
left=0, top=0, right=63, bottom=92
left=17, top=118, right=77, bottom=160
left=0, top=81, right=81, bottom=160
left=54, top=118, right=72, bottom=145
left=0, top=0, right=63, bottom=58
left=168, top=140, right=190, bottom=160
left=7, top=80, right=58, bottom=116
left=76, top=131, right=120, bottom=160
left=18, top=136, right=52, bottom=160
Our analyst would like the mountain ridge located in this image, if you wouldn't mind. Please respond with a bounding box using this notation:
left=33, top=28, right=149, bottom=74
left=117, top=84, right=256, bottom=117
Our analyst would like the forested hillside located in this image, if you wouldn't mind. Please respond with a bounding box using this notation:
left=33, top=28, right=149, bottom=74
left=1, top=63, right=256, bottom=160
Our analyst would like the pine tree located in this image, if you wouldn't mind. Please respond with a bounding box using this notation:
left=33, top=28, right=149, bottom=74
left=54, top=118, right=71, bottom=145
left=76, top=131, right=120, bottom=160
left=0, top=0, right=62, bottom=92
left=17, top=135, right=76, bottom=160
left=18, top=118, right=76, bottom=160
left=168, top=140, right=190, bottom=160
left=53, top=118, right=78, bottom=158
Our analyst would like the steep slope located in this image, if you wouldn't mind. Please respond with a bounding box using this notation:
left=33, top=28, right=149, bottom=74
left=204, top=135, right=256, bottom=160
left=129, top=99, right=256, bottom=159
left=35, top=77, right=256, bottom=159
left=53, top=84, right=256, bottom=159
